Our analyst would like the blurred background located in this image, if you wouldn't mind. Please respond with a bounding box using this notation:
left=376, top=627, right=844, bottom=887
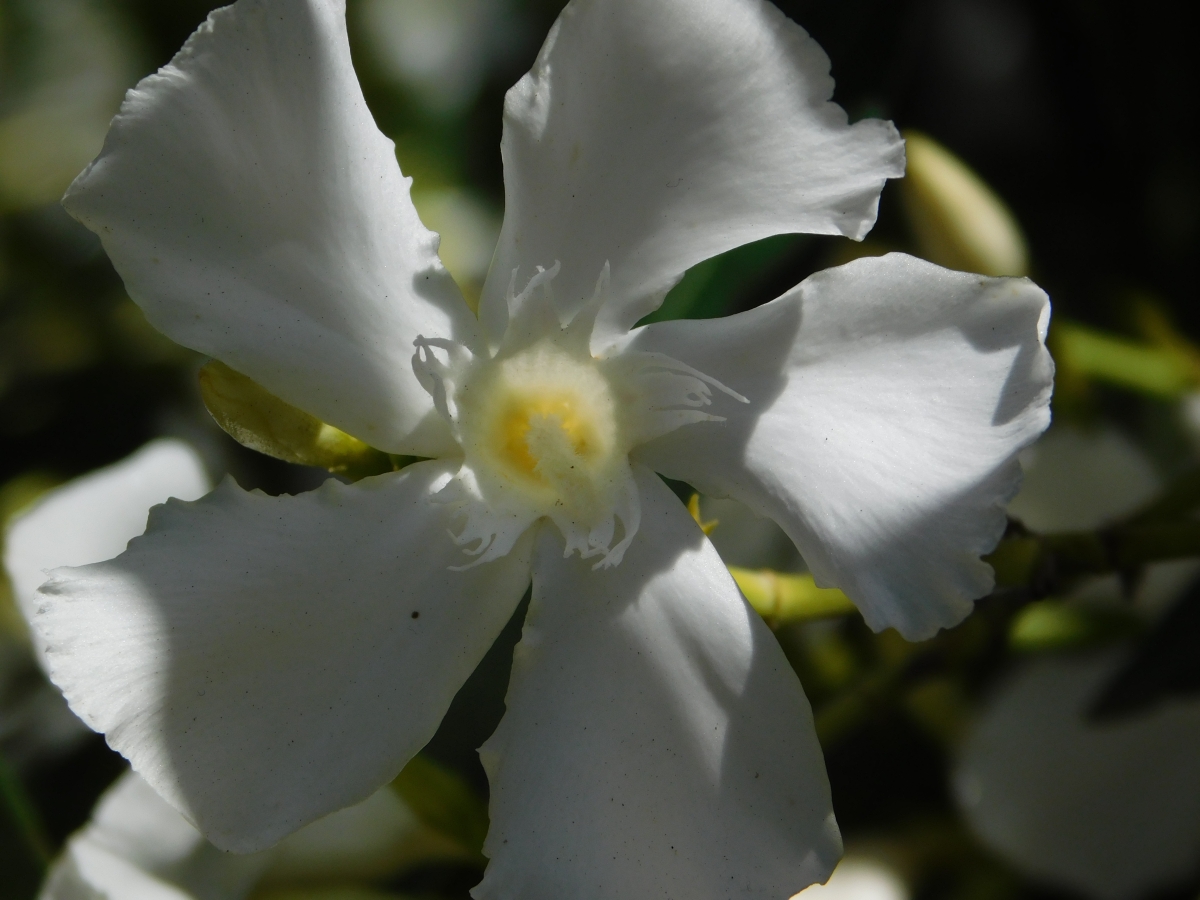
left=2, top=1, right=1199, bottom=899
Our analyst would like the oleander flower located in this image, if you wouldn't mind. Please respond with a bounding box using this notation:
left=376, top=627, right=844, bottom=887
left=5, top=441, right=211, bottom=639
left=28, top=0, right=1053, bottom=897
left=42, top=770, right=437, bottom=900
left=47, top=771, right=908, bottom=900
left=4, top=442, right=473, bottom=900
left=955, top=650, right=1200, bottom=900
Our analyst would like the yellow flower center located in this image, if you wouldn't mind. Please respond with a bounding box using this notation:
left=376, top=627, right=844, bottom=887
left=411, top=263, right=744, bottom=568
left=460, top=341, right=624, bottom=503
left=495, top=393, right=599, bottom=481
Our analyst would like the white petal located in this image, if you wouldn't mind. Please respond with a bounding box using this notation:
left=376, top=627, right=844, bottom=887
left=2, top=442, right=205, bottom=768
left=479, top=0, right=904, bottom=345
left=954, top=651, right=1200, bottom=900
left=40, top=771, right=269, bottom=900
left=4, top=439, right=210, bottom=630
left=32, top=462, right=533, bottom=853
left=42, top=770, right=426, bottom=900
left=41, top=845, right=198, bottom=900
left=62, top=0, right=479, bottom=457
left=629, top=254, right=1053, bottom=640
left=477, top=466, right=840, bottom=900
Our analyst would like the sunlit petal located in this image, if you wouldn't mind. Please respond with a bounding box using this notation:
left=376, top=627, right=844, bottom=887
left=478, top=467, right=839, bottom=899
left=631, top=254, right=1053, bottom=639
left=33, top=462, right=532, bottom=852
left=63, top=0, right=480, bottom=456
left=5, top=439, right=209, bottom=631
left=479, top=0, right=904, bottom=345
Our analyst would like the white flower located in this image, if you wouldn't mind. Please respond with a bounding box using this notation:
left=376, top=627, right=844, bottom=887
left=955, top=651, right=1200, bottom=900
left=5, top=440, right=211, bottom=642
left=28, top=0, right=1052, bottom=897
left=2, top=440, right=210, bottom=767
left=357, top=0, right=518, bottom=115
left=1005, top=425, right=1160, bottom=535
left=41, top=770, right=429, bottom=900
left=792, top=856, right=908, bottom=900
left=4, top=442, right=465, bottom=899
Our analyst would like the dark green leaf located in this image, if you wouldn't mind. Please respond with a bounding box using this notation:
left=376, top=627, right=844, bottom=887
left=637, top=234, right=807, bottom=325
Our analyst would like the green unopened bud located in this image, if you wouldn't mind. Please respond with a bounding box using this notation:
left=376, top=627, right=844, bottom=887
left=901, top=130, right=1029, bottom=277
left=199, top=361, right=403, bottom=480
left=1008, top=599, right=1143, bottom=653
left=729, top=567, right=856, bottom=627
left=390, top=755, right=488, bottom=865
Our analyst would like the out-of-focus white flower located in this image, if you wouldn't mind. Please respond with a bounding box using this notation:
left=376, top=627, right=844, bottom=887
left=40, top=771, right=435, bottom=900
left=791, top=856, right=909, bottom=900
left=1176, top=391, right=1200, bottom=458
left=5, top=440, right=211, bottom=638
left=955, top=652, right=1200, bottom=900
left=1, top=440, right=209, bottom=767
left=357, top=0, right=518, bottom=114
left=960, top=423, right=1200, bottom=898
left=31, top=1, right=1052, bottom=896
left=1007, top=423, right=1198, bottom=610
left=0, top=634, right=85, bottom=769
left=1006, top=424, right=1159, bottom=534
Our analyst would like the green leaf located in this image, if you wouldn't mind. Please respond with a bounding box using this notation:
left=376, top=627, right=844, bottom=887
left=0, top=754, right=49, bottom=899
left=637, top=234, right=806, bottom=325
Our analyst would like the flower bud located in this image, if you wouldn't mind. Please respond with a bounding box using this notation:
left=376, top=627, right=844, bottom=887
left=900, top=130, right=1029, bottom=277
left=198, top=361, right=400, bottom=479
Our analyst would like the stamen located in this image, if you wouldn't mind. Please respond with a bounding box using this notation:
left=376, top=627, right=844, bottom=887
left=410, top=263, right=747, bottom=569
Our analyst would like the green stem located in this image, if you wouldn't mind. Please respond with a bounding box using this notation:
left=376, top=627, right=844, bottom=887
left=989, top=516, right=1200, bottom=596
